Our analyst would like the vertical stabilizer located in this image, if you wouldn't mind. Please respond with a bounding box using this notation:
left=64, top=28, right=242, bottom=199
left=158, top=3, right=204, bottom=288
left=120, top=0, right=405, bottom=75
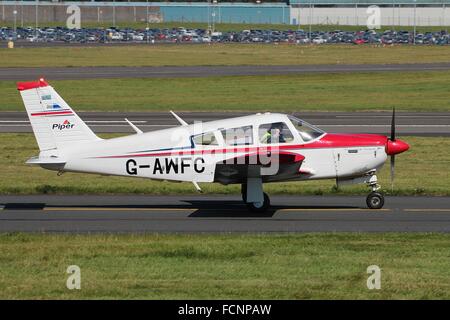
left=17, top=78, right=100, bottom=151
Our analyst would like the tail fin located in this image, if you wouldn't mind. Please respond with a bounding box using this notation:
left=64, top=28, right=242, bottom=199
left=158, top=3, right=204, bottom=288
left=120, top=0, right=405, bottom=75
left=17, top=78, right=100, bottom=151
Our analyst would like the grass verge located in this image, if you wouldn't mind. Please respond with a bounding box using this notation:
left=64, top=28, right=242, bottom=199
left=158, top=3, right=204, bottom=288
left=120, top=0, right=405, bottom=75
left=1, top=44, right=450, bottom=68
left=0, top=233, right=449, bottom=299
left=0, top=134, right=448, bottom=196
left=1, top=71, right=450, bottom=112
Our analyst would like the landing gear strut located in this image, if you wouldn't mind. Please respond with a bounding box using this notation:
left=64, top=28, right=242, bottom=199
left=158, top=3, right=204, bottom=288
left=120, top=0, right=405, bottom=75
left=365, top=170, right=385, bottom=209
left=242, top=178, right=270, bottom=212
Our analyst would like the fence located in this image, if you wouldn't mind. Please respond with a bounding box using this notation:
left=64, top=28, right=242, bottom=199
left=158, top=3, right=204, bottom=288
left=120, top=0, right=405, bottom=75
left=0, top=1, right=448, bottom=26
left=0, top=1, right=290, bottom=25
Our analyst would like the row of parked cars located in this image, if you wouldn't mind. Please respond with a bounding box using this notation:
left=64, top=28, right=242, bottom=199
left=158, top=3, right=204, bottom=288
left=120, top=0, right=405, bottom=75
left=1, top=26, right=449, bottom=45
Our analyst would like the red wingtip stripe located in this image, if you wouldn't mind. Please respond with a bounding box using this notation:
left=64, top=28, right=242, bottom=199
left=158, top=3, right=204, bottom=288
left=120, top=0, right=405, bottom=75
left=17, top=78, right=49, bottom=91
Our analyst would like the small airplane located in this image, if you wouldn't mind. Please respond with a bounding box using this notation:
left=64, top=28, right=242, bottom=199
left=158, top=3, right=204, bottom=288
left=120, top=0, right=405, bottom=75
left=18, top=78, right=409, bottom=212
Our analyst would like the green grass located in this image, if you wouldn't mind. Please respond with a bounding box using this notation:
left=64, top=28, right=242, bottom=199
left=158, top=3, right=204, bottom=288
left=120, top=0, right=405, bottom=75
left=0, top=233, right=449, bottom=299
left=2, top=44, right=450, bottom=68
left=2, top=71, right=450, bottom=112
left=0, top=134, right=448, bottom=196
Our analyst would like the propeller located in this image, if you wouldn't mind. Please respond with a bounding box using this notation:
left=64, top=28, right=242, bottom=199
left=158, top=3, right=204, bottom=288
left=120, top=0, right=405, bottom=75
left=389, top=107, right=396, bottom=192
left=390, top=106, right=396, bottom=142
left=390, top=154, right=395, bottom=192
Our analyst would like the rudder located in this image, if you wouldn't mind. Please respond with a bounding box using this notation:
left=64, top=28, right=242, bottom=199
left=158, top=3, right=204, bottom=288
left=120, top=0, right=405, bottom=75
left=17, top=78, right=100, bottom=151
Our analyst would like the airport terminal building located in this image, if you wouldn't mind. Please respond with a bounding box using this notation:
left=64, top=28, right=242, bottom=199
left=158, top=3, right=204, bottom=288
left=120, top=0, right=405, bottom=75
left=0, top=0, right=449, bottom=26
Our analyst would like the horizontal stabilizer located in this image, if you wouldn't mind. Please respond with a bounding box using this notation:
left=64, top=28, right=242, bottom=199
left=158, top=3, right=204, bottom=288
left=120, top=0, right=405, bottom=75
left=27, top=155, right=66, bottom=171
left=26, top=155, right=66, bottom=165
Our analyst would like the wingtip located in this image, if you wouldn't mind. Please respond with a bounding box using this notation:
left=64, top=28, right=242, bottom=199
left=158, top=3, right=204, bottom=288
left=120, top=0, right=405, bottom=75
left=17, top=78, right=49, bottom=91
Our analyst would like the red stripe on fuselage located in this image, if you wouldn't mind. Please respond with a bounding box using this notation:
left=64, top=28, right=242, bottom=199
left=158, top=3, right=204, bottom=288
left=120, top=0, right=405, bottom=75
left=94, top=134, right=388, bottom=159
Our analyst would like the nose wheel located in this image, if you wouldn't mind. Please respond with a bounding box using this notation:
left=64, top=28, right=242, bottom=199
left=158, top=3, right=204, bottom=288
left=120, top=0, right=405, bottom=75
left=366, top=192, right=384, bottom=209
left=365, top=171, right=385, bottom=209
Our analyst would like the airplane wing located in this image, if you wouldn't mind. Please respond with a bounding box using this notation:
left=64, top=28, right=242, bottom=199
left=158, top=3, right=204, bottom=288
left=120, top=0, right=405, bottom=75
left=214, top=150, right=307, bottom=184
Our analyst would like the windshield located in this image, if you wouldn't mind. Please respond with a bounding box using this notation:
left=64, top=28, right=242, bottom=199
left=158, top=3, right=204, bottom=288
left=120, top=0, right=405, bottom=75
left=288, top=116, right=325, bottom=142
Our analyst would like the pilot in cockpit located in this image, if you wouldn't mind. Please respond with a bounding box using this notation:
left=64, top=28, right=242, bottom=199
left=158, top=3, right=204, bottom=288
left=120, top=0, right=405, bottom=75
left=261, top=123, right=286, bottom=144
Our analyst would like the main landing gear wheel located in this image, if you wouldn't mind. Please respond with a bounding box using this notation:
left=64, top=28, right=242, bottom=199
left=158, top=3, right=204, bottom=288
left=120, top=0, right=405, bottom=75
left=246, top=193, right=270, bottom=213
left=366, top=192, right=385, bottom=209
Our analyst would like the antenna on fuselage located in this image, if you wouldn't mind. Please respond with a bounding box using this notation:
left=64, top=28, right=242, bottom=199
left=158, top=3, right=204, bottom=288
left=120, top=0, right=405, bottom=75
left=170, top=110, right=188, bottom=126
left=192, top=181, right=202, bottom=193
left=124, top=118, right=143, bottom=134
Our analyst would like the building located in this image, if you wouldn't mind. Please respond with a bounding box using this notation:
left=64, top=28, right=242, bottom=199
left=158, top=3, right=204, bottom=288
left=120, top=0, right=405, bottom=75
left=0, top=0, right=449, bottom=26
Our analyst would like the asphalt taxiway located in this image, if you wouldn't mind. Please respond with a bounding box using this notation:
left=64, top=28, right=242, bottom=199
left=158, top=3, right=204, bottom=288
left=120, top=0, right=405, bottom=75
left=1, top=111, right=449, bottom=136
left=1, top=63, right=450, bottom=81
left=1, top=195, right=449, bottom=233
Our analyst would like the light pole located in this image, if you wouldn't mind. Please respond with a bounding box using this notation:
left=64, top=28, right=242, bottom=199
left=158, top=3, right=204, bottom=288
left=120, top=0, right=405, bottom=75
left=113, top=0, right=116, bottom=28
left=146, top=0, right=149, bottom=43
left=256, top=0, right=261, bottom=24
left=212, top=0, right=217, bottom=33
left=309, top=1, right=312, bottom=41
left=413, top=0, right=417, bottom=45
left=21, top=0, right=24, bottom=28
left=146, top=0, right=149, bottom=30
left=207, top=0, right=211, bottom=34
left=392, top=0, right=395, bottom=31
left=35, top=0, right=38, bottom=39
left=13, top=9, right=17, bottom=33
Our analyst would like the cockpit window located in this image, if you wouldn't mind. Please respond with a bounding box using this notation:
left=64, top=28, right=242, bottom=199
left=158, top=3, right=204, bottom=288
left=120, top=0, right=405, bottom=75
left=193, top=131, right=218, bottom=146
left=259, top=122, right=294, bottom=144
left=221, top=126, right=253, bottom=146
left=288, top=116, right=325, bottom=142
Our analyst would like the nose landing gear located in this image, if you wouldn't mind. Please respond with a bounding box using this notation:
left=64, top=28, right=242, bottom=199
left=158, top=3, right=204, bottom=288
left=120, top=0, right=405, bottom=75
left=366, top=192, right=385, bottom=209
left=365, top=170, right=385, bottom=209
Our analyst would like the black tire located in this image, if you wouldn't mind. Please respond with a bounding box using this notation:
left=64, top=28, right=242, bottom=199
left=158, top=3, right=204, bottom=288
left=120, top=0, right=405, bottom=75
left=246, top=193, right=270, bottom=213
left=366, top=192, right=385, bottom=209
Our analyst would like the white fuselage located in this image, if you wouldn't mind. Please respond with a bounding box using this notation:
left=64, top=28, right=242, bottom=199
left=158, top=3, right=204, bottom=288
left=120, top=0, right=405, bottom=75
left=54, top=113, right=387, bottom=185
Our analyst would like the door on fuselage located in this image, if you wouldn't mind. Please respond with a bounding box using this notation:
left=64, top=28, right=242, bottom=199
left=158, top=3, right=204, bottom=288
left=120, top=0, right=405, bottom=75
left=287, top=116, right=336, bottom=180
